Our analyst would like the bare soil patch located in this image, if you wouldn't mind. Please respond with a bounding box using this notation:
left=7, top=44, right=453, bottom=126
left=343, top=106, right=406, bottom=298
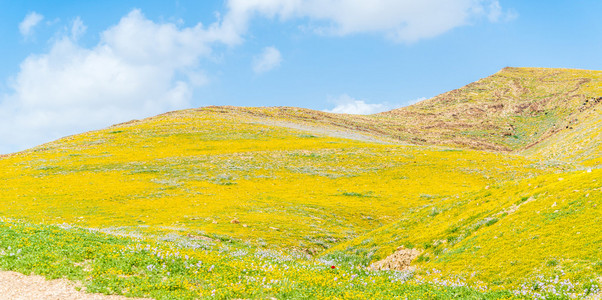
left=0, top=271, right=150, bottom=300
left=368, top=247, right=422, bottom=271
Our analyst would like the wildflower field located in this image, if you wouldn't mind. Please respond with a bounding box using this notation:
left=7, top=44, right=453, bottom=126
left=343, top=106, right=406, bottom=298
left=0, top=67, right=600, bottom=299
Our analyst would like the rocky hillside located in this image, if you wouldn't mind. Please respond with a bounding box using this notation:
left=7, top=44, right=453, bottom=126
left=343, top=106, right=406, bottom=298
left=194, top=68, right=602, bottom=156
left=380, top=67, right=602, bottom=152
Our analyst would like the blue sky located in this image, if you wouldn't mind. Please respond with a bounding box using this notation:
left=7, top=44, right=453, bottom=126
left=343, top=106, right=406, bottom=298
left=1, top=0, right=602, bottom=154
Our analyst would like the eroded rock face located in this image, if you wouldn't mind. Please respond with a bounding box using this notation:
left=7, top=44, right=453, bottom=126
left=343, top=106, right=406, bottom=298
left=368, top=247, right=422, bottom=271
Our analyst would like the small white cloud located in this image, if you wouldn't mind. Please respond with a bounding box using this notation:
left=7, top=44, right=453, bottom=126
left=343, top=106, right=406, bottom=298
left=70, top=17, right=87, bottom=40
left=324, top=94, right=392, bottom=115
left=19, top=12, right=44, bottom=37
left=252, top=46, right=282, bottom=74
left=487, top=0, right=503, bottom=22
left=406, top=97, right=428, bottom=106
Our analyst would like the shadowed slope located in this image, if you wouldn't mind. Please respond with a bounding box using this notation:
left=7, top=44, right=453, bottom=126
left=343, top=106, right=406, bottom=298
left=520, top=99, right=602, bottom=166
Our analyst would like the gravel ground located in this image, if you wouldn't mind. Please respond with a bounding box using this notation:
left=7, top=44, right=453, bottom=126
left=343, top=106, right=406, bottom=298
left=0, top=271, right=151, bottom=300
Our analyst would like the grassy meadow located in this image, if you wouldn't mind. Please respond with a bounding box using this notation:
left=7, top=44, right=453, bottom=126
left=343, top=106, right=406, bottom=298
left=0, top=68, right=600, bottom=299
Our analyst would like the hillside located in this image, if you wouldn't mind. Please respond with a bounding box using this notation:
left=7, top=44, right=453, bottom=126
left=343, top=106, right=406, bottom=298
left=324, top=168, right=601, bottom=294
left=190, top=68, right=602, bottom=158
left=0, top=108, right=543, bottom=250
left=0, top=67, right=600, bottom=299
left=381, top=67, right=602, bottom=152
left=521, top=102, right=602, bottom=166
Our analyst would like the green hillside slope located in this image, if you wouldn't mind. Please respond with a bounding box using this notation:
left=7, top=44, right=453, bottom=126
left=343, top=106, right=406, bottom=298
left=324, top=168, right=601, bottom=296
left=0, top=67, right=600, bottom=299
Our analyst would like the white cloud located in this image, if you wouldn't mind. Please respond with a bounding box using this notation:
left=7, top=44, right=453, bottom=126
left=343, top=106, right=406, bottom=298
left=221, top=0, right=515, bottom=43
left=324, top=94, right=398, bottom=115
left=19, top=12, right=44, bottom=37
left=0, top=10, right=226, bottom=154
left=70, top=17, right=87, bottom=40
left=486, top=0, right=503, bottom=22
left=252, top=46, right=282, bottom=74
left=406, top=97, right=428, bottom=106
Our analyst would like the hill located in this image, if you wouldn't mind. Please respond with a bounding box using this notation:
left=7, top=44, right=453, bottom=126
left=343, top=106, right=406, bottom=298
left=324, top=167, right=601, bottom=295
left=0, top=67, right=600, bottom=299
left=381, top=67, right=602, bottom=153
left=0, top=108, right=542, bottom=251
left=207, top=68, right=602, bottom=156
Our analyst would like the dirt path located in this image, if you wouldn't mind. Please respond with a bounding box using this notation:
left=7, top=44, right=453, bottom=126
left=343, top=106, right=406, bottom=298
left=0, top=271, right=150, bottom=300
left=251, top=118, right=398, bottom=144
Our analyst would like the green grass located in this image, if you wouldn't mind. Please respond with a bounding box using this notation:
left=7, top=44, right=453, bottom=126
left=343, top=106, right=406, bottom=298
left=0, top=219, right=519, bottom=299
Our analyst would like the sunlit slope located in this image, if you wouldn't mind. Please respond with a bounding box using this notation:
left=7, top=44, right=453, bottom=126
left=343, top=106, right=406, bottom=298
left=326, top=168, right=602, bottom=290
left=0, top=108, right=544, bottom=251
left=1, top=68, right=601, bottom=298
left=382, top=68, right=602, bottom=150
left=201, top=68, right=602, bottom=154
left=381, top=67, right=602, bottom=151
